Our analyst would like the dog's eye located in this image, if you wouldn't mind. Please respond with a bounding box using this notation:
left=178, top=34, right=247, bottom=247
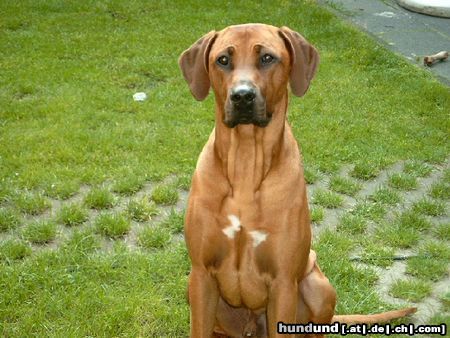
left=217, top=55, right=229, bottom=66
left=261, top=54, right=275, bottom=65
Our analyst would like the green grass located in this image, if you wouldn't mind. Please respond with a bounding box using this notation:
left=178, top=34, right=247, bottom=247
left=403, top=161, right=432, bottom=178
left=94, top=212, right=131, bottom=238
left=376, top=210, right=432, bottom=248
left=376, top=210, right=436, bottom=249
left=312, top=189, right=343, bottom=208
left=303, top=165, right=321, bottom=184
left=406, top=256, right=449, bottom=282
left=390, top=279, right=432, bottom=302
left=0, top=4, right=447, bottom=188
left=434, top=223, right=450, bottom=240
left=310, top=206, right=325, bottom=223
left=430, top=182, right=450, bottom=200
left=350, top=200, right=386, bottom=221
left=22, top=220, right=57, bottom=244
left=14, top=191, right=51, bottom=215
left=429, top=313, right=450, bottom=327
left=388, top=173, right=417, bottom=190
left=0, top=207, right=21, bottom=232
left=84, top=187, right=116, bottom=209
left=329, top=176, right=361, bottom=196
left=360, top=242, right=395, bottom=268
left=137, top=226, right=172, bottom=249
left=350, top=162, right=380, bottom=181
left=369, top=187, right=402, bottom=206
left=0, top=239, right=32, bottom=262
left=440, top=292, right=450, bottom=312
left=0, top=241, right=190, bottom=337
left=375, top=220, right=420, bottom=249
left=0, top=184, right=14, bottom=204
left=444, top=170, right=450, bottom=183
left=412, top=239, right=449, bottom=260
left=175, top=175, right=192, bottom=191
left=151, top=184, right=179, bottom=206
left=160, top=209, right=185, bottom=234
left=398, top=210, right=432, bottom=232
left=337, top=213, right=367, bottom=234
left=57, top=203, right=89, bottom=226
left=112, top=175, right=145, bottom=196
left=42, top=180, right=80, bottom=200
left=405, top=240, right=450, bottom=282
left=412, top=198, right=446, bottom=216
left=313, top=229, right=383, bottom=315
left=61, top=228, right=101, bottom=254
left=0, top=0, right=449, bottom=335
left=126, top=197, right=159, bottom=222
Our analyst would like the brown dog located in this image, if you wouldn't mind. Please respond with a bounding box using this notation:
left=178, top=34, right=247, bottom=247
left=179, top=24, right=415, bottom=338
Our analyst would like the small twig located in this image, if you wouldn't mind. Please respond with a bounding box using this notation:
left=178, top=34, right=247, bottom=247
left=350, top=254, right=434, bottom=262
left=424, top=51, right=448, bottom=67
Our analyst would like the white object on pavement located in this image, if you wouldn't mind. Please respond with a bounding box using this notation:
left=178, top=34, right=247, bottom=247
left=397, top=0, right=450, bottom=18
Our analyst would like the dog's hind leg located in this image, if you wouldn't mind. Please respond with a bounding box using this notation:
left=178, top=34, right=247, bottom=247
left=296, top=250, right=337, bottom=337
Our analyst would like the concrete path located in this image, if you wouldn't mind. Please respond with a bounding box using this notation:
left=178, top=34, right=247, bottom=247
left=321, top=0, right=450, bottom=85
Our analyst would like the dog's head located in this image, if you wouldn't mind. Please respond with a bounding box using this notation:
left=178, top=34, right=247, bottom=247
left=179, top=24, right=319, bottom=128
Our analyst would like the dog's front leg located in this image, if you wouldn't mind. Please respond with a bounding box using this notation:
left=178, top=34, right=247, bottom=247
left=267, top=278, right=298, bottom=338
left=188, top=266, right=219, bottom=338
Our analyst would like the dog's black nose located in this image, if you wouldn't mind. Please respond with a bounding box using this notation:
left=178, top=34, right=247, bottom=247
left=230, top=85, right=256, bottom=104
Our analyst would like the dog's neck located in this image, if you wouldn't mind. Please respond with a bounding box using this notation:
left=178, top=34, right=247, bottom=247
left=214, top=96, right=288, bottom=202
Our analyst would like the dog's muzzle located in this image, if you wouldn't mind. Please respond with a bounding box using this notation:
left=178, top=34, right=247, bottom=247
left=224, top=83, right=272, bottom=128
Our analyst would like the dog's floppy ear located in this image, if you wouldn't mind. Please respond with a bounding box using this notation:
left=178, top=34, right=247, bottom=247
left=178, top=31, right=217, bottom=101
left=279, top=26, right=319, bottom=97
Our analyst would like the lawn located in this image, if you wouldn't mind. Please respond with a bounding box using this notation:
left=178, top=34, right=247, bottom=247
left=0, top=0, right=449, bottom=336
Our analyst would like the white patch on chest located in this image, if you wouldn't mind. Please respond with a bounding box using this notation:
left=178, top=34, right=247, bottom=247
left=222, top=215, right=241, bottom=239
left=249, top=230, right=268, bottom=247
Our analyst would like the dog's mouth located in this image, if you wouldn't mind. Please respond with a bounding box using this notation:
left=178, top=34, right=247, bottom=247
left=223, top=99, right=272, bottom=128
left=223, top=113, right=272, bottom=128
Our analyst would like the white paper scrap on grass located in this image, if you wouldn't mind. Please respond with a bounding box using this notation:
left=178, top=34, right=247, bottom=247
left=133, top=92, right=147, bottom=101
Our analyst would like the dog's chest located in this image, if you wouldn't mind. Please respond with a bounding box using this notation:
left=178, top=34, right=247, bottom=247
left=212, top=206, right=272, bottom=309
